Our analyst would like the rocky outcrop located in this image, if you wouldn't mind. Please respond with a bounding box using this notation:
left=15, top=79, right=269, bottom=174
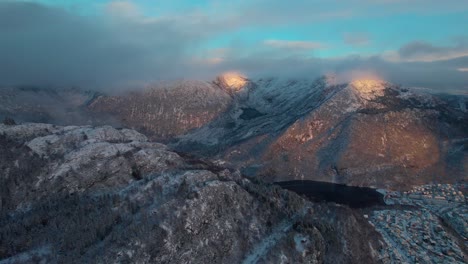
left=0, top=123, right=386, bottom=263
left=0, top=123, right=183, bottom=212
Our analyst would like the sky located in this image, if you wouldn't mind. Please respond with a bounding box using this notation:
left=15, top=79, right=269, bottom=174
left=0, top=0, right=467, bottom=92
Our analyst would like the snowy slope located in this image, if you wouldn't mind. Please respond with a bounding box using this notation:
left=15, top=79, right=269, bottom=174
left=173, top=76, right=467, bottom=189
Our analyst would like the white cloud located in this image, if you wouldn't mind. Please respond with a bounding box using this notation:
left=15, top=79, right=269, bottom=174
left=264, top=40, right=326, bottom=50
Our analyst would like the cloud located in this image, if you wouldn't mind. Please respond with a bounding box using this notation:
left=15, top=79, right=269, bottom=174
left=0, top=1, right=467, bottom=94
left=264, top=40, right=326, bottom=50
left=352, top=0, right=468, bottom=14
left=343, top=32, right=370, bottom=47
left=105, top=1, right=140, bottom=18
left=189, top=48, right=468, bottom=92
left=0, top=1, right=204, bottom=90
left=220, top=0, right=468, bottom=28
left=387, top=41, right=468, bottom=62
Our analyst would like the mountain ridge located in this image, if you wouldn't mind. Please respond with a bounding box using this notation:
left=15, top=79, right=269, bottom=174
left=1, top=75, right=466, bottom=189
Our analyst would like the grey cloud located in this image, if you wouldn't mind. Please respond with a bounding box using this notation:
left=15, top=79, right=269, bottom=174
left=196, top=53, right=468, bottom=93
left=0, top=1, right=202, bottom=90
left=399, top=42, right=444, bottom=57
left=0, top=2, right=467, bottom=94
left=396, top=41, right=468, bottom=62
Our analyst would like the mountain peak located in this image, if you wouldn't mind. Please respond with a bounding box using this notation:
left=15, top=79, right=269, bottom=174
left=216, top=72, right=249, bottom=92
left=350, top=78, right=387, bottom=100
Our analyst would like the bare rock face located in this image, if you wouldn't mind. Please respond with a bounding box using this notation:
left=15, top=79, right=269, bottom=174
left=88, top=80, right=232, bottom=141
left=0, top=123, right=385, bottom=263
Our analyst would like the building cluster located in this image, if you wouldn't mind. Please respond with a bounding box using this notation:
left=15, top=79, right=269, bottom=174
left=370, top=183, right=467, bottom=263
left=382, top=183, right=466, bottom=206
left=403, top=184, right=466, bottom=204
left=370, top=209, right=466, bottom=263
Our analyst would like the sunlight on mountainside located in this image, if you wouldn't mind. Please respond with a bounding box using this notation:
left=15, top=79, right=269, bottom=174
left=220, top=72, right=247, bottom=91
left=351, top=79, right=384, bottom=92
left=351, top=78, right=386, bottom=100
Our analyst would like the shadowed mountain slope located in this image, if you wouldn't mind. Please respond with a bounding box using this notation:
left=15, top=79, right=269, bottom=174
left=0, top=123, right=386, bottom=263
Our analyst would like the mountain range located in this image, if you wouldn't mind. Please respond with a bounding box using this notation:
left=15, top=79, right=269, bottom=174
left=2, top=74, right=466, bottom=190
left=0, top=74, right=467, bottom=263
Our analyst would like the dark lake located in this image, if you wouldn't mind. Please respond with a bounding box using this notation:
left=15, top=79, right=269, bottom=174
left=275, top=180, right=385, bottom=208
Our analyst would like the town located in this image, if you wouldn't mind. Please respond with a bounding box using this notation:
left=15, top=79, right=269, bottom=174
left=368, top=183, right=467, bottom=263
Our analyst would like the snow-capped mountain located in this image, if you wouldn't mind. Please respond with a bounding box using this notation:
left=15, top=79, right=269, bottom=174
left=1, top=74, right=466, bottom=189
left=172, top=76, right=467, bottom=189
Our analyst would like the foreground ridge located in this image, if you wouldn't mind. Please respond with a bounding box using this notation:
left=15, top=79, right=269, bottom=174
left=0, top=123, right=466, bottom=263
left=0, top=123, right=383, bottom=263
